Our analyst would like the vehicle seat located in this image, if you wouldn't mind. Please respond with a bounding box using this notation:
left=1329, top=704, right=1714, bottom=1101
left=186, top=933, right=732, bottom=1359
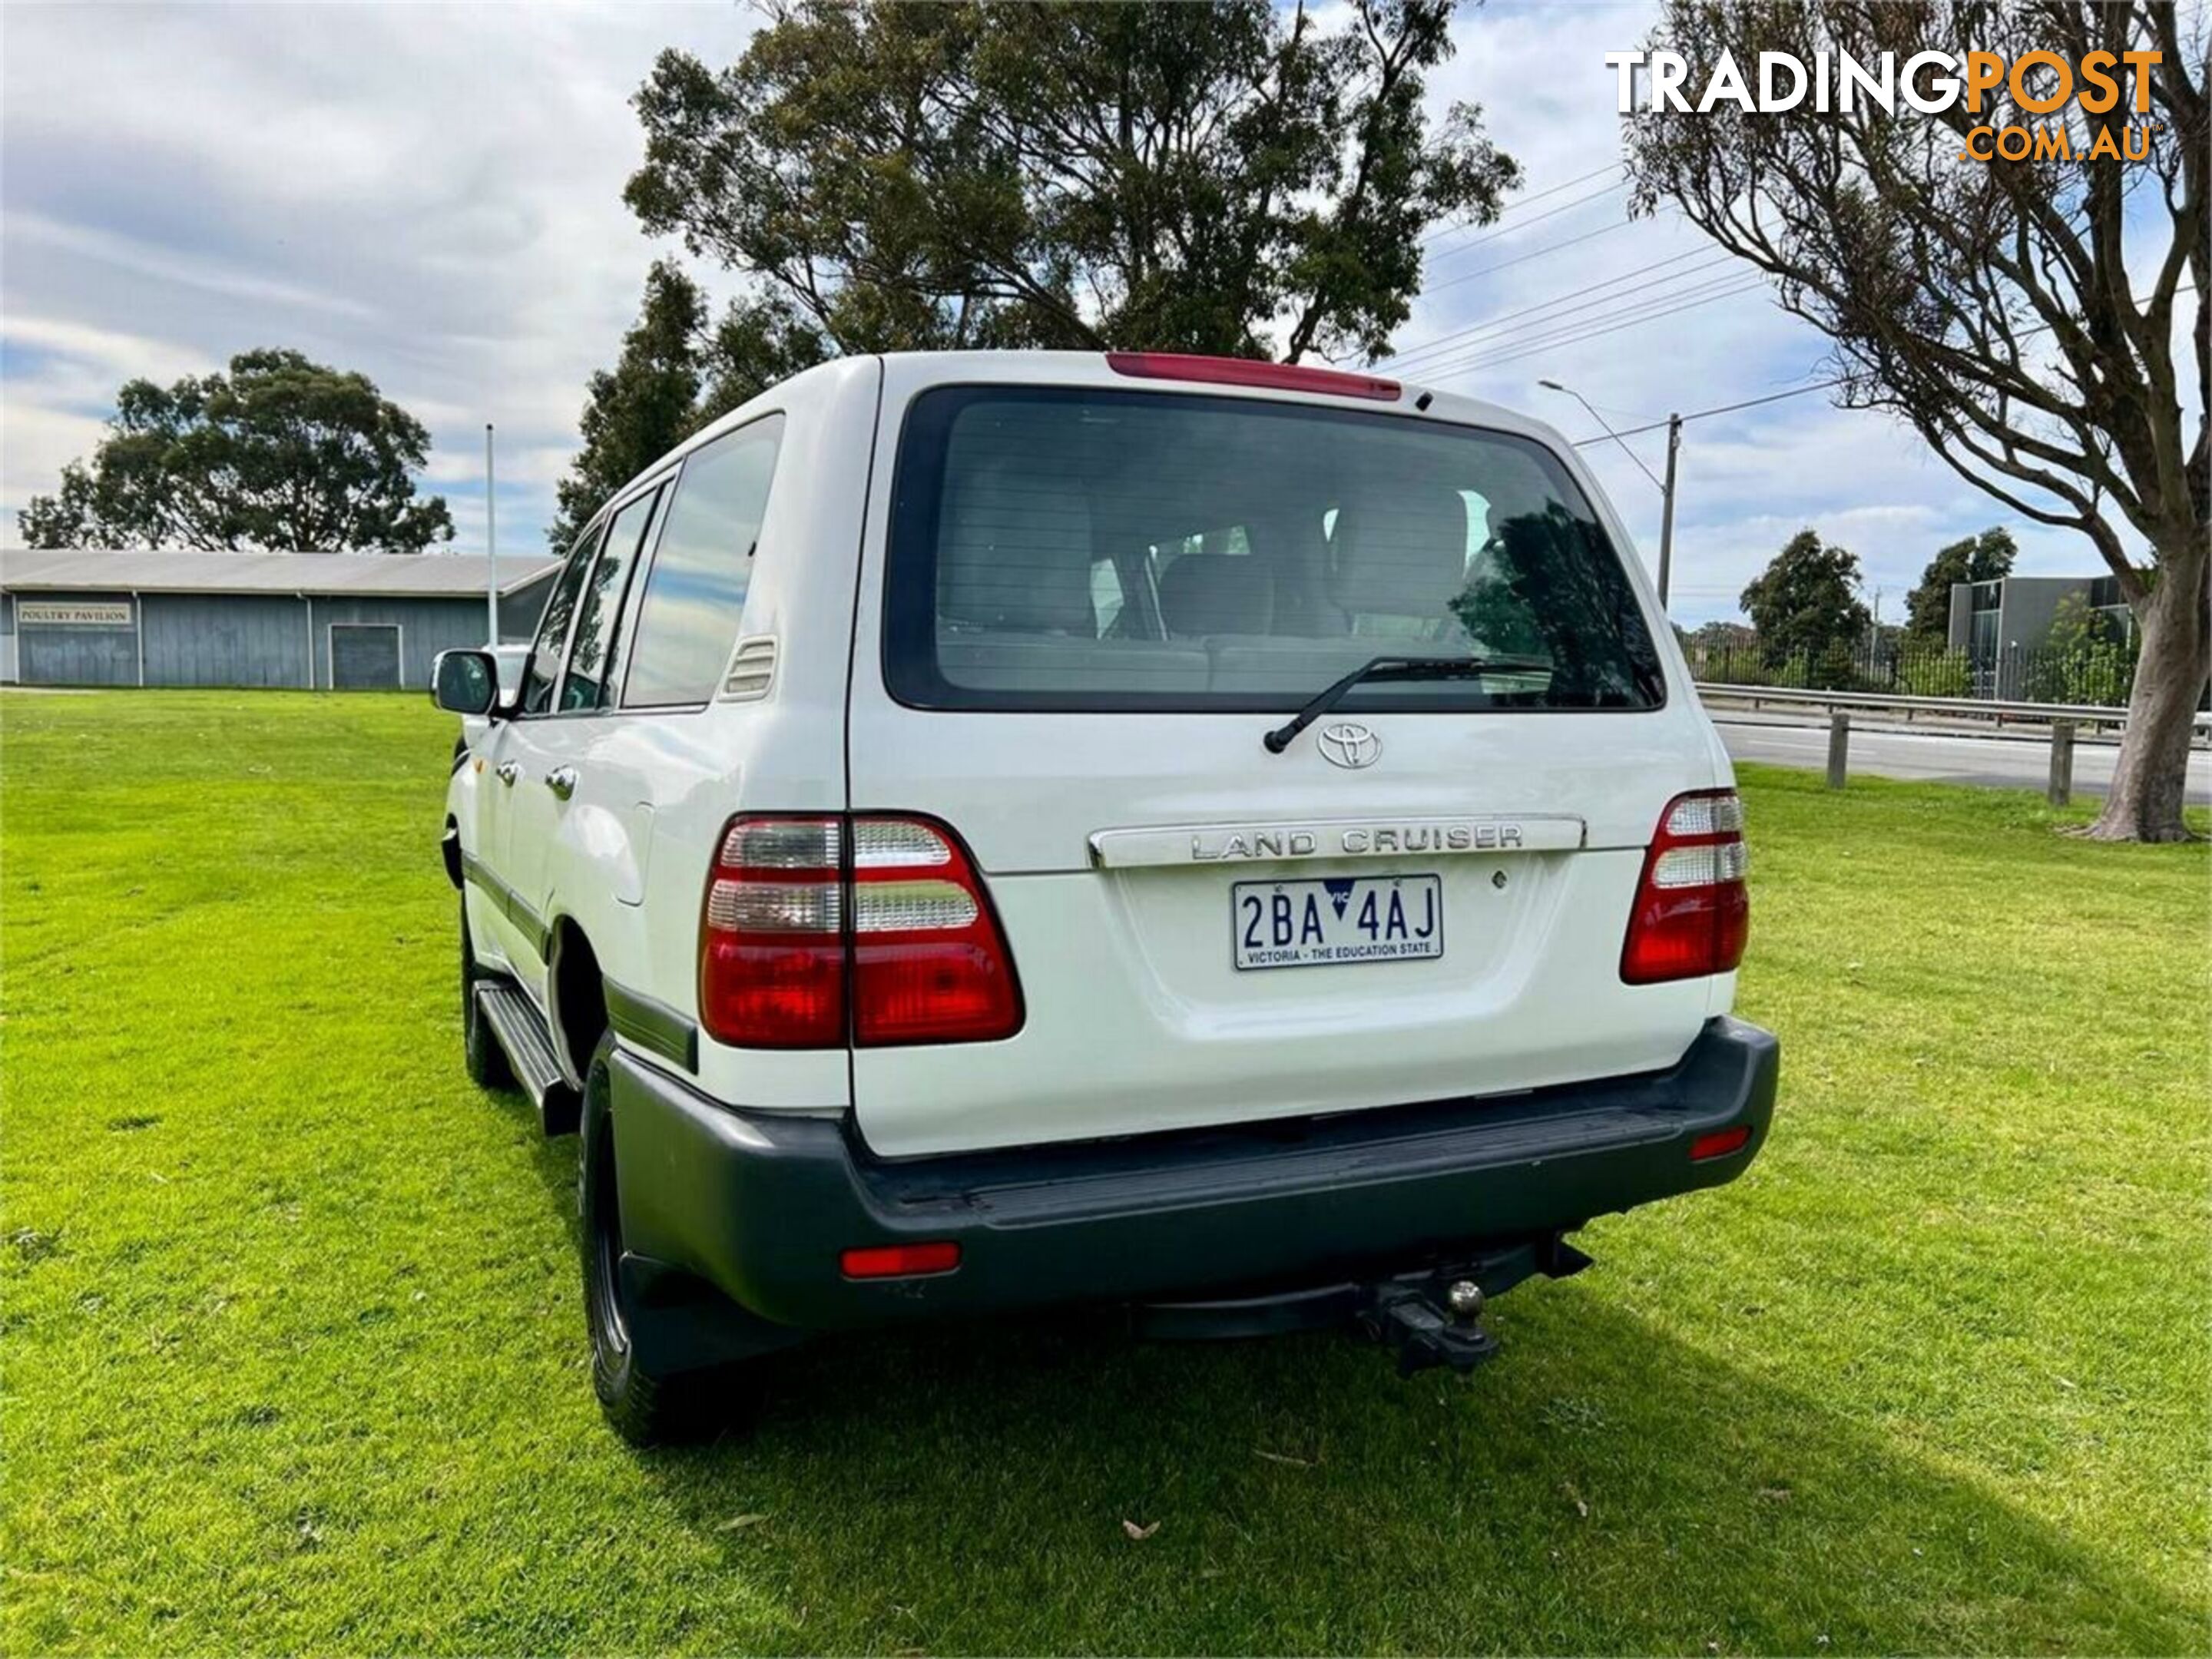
left=933, top=462, right=1208, bottom=693
left=937, top=462, right=1099, bottom=637
left=1326, top=488, right=1472, bottom=629
left=1159, top=554, right=1275, bottom=638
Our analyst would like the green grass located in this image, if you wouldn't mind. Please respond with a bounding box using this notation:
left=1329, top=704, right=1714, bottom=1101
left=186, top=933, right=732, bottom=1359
left=4, top=689, right=2207, bottom=1656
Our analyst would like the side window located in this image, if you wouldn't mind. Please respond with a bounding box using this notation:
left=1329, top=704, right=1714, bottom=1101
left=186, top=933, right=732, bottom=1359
left=520, top=524, right=603, bottom=715
left=558, top=485, right=663, bottom=712
left=622, top=416, right=785, bottom=708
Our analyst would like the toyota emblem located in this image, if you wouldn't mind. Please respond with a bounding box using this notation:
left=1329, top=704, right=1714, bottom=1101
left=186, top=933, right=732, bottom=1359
left=1317, top=722, right=1382, bottom=769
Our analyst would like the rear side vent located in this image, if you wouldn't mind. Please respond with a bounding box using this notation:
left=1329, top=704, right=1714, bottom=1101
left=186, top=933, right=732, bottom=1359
left=721, top=637, right=777, bottom=701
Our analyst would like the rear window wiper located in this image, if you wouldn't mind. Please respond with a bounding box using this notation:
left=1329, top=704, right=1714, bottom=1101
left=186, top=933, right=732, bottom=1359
left=1262, top=653, right=1553, bottom=754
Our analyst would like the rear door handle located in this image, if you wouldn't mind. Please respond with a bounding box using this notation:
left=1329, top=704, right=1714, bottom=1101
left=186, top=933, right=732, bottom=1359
left=545, top=766, right=578, bottom=800
left=495, top=760, right=521, bottom=786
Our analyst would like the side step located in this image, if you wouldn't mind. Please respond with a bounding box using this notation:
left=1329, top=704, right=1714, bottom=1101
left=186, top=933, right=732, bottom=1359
left=475, top=981, right=580, bottom=1137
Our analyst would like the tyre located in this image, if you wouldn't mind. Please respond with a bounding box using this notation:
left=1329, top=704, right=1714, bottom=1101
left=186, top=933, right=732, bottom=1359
left=459, top=897, right=514, bottom=1090
left=578, top=1032, right=757, bottom=1445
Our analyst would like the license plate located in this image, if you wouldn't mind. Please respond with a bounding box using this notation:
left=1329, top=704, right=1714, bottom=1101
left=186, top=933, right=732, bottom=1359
left=1232, top=874, right=1444, bottom=971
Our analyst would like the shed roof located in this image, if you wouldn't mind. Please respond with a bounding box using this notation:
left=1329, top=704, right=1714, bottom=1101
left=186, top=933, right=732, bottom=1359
left=0, top=548, right=558, bottom=598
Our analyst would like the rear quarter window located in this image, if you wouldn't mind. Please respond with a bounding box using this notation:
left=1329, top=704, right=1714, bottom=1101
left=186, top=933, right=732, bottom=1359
left=883, top=386, right=1664, bottom=714
left=621, top=415, right=786, bottom=709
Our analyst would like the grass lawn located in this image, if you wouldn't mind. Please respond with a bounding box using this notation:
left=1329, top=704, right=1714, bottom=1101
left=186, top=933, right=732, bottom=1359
left=3, top=690, right=2207, bottom=1655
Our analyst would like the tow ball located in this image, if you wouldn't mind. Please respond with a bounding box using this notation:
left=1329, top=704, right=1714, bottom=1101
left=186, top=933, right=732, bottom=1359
left=1361, top=1279, right=1499, bottom=1376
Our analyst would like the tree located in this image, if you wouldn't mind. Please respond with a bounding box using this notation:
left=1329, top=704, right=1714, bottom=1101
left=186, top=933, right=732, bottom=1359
left=1903, top=526, right=2018, bottom=645
left=2027, top=590, right=2140, bottom=705
left=550, top=270, right=836, bottom=549
left=1623, top=0, right=2206, bottom=839
left=1740, top=528, right=1873, bottom=684
left=549, top=262, right=709, bottom=550
left=16, top=349, right=452, bottom=552
left=694, top=293, right=833, bottom=427
left=624, top=0, right=1519, bottom=362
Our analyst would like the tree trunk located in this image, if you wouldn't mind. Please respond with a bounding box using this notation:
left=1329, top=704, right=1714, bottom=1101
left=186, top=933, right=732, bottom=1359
left=2084, top=535, right=2210, bottom=842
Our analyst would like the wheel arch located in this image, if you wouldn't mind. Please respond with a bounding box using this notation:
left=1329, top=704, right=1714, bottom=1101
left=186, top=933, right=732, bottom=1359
left=546, top=918, right=611, bottom=1087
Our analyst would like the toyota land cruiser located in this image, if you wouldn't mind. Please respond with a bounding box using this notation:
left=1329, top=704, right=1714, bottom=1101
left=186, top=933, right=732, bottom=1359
left=432, top=350, right=1777, bottom=1443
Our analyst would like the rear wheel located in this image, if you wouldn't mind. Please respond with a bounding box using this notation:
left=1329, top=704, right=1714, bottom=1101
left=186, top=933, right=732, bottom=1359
left=579, top=1032, right=757, bottom=1445
left=459, top=898, right=512, bottom=1090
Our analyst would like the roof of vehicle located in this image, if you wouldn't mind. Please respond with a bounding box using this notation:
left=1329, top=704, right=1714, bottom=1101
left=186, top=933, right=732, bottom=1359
left=621, top=351, right=1566, bottom=505
left=0, top=548, right=561, bottom=598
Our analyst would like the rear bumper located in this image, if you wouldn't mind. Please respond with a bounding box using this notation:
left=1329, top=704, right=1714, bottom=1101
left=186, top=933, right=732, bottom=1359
left=611, top=1015, right=1777, bottom=1334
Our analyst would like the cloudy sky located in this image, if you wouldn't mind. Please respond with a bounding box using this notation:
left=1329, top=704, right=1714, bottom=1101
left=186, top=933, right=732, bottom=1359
left=0, top=1, right=2168, bottom=624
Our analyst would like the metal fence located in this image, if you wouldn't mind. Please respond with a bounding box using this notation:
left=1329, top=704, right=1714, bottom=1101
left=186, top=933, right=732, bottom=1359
left=1681, top=637, right=2141, bottom=708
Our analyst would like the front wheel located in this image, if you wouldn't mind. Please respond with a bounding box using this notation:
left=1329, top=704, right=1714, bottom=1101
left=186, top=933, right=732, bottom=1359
left=578, top=1033, right=757, bottom=1445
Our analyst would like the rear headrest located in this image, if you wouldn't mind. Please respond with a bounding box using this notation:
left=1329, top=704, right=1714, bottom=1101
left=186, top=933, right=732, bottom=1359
left=938, top=462, right=1097, bottom=636
left=1327, top=488, right=1471, bottom=618
left=1159, top=554, right=1274, bottom=637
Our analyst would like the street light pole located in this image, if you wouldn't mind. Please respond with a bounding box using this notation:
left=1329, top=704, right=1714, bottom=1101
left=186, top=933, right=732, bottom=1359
left=484, top=423, right=498, bottom=645
left=1539, top=380, right=1679, bottom=611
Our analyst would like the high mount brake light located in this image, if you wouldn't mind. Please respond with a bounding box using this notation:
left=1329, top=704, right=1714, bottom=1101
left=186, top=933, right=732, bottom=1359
left=1104, top=352, right=1401, bottom=403
left=1620, top=789, right=1750, bottom=985
left=699, top=814, right=1023, bottom=1049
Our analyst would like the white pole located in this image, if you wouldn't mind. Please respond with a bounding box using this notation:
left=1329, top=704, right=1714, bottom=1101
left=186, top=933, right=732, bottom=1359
left=485, top=422, right=498, bottom=644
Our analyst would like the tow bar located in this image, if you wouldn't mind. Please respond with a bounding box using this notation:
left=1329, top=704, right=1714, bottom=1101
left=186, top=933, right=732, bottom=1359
left=1132, top=1232, right=1594, bottom=1376
left=1361, top=1278, right=1501, bottom=1376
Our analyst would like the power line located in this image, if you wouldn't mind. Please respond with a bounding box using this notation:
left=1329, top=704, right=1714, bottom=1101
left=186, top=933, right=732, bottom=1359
left=1571, top=379, right=1849, bottom=444
left=1412, top=270, right=1761, bottom=380
left=1422, top=178, right=1629, bottom=266
left=1419, top=216, right=1657, bottom=296
left=1419, top=161, right=1623, bottom=247
left=1389, top=244, right=1727, bottom=368
left=1419, top=276, right=1770, bottom=379
left=1555, top=290, right=2157, bottom=444
left=1386, top=249, right=1737, bottom=371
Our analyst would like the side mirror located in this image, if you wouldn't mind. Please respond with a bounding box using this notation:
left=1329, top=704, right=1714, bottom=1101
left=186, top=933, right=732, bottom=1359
left=430, top=648, right=499, bottom=717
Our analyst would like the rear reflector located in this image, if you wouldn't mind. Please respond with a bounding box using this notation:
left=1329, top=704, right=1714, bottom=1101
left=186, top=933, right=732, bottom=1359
left=1104, top=351, right=1400, bottom=402
left=1621, top=789, right=1750, bottom=984
left=1690, top=1125, right=1753, bottom=1162
left=698, top=813, right=1022, bottom=1049
left=841, top=1241, right=961, bottom=1279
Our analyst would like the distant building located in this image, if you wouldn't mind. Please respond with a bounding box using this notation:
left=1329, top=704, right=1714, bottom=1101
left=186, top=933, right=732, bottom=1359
left=1947, top=573, right=2134, bottom=698
left=0, top=549, right=559, bottom=690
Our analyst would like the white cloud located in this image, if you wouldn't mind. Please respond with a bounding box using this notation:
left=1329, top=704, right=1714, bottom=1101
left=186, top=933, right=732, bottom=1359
left=2, top=1, right=757, bottom=554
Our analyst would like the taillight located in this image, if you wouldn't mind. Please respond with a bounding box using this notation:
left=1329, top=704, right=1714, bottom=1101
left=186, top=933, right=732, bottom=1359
left=699, top=816, right=846, bottom=1048
left=698, top=814, right=1022, bottom=1049
left=1620, top=790, right=1750, bottom=985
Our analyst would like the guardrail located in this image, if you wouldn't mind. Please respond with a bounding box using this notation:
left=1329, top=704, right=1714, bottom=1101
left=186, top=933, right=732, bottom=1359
left=1694, top=680, right=2212, bottom=733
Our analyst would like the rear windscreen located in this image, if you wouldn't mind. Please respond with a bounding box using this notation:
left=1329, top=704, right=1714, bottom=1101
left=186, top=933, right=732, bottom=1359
left=883, top=386, right=1664, bottom=713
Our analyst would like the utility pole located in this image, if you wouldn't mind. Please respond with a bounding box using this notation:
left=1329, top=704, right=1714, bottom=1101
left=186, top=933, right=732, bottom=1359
left=484, top=423, right=498, bottom=645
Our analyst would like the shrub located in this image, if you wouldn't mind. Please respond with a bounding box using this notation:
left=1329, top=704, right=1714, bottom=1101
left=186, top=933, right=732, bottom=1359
left=1897, top=650, right=1973, bottom=697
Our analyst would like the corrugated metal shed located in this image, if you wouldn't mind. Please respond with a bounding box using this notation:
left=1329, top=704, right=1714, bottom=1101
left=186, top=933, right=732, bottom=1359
left=1, top=548, right=563, bottom=690
left=0, top=548, right=557, bottom=596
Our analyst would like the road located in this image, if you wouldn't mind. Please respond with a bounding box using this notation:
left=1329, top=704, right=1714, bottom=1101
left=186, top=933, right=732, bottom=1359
left=1717, top=717, right=2212, bottom=806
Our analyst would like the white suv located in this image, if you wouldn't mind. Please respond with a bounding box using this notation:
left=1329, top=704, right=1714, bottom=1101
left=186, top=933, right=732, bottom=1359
left=432, top=349, right=1777, bottom=1443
